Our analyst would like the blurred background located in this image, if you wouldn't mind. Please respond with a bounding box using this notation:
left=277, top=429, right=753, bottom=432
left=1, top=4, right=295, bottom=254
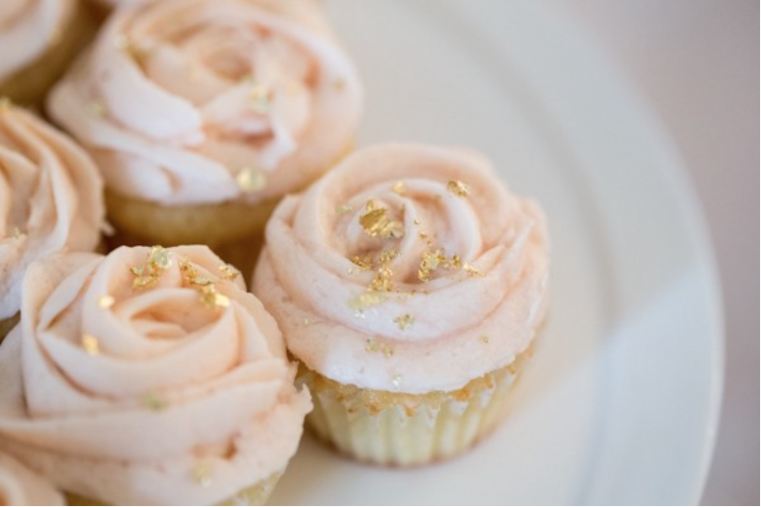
left=556, top=1, right=758, bottom=504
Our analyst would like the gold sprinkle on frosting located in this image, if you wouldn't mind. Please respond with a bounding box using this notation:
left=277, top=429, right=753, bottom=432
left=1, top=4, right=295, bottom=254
left=82, top=334, right=100, bottom=356
left=347, top=291, right=387, bottom=312
left=392, top=181, right=406, bottom=195
left=249, top=84, right=272, bottom=113
left=369, top=266, right=394, bottom=292
left=463, top=263, right=484, bottom=277
left=479, top=335, right=490, bottom=344
left=394, top=314, right=415, bottom=331
left=392, top=374, right=402, bottom=388
left=365, top=338, right=394, bottom=358
left=350, top=254, right=373, bottom=270
left=358, top=204, right=405, bottom=240
left=218, top=264, right=240, bottom=281
left=336, top=203, right=354, bottom=215
left=236, top=168, right=267, bottom=193
left=192, top=463, right=212, bottom=488
left=98, top=295, right=115, bottom=309
left=143, top=392, right=169, bottom=412
left=447, top=180, right=471, bottom=197
left=131, top=246, right=172, bottom=290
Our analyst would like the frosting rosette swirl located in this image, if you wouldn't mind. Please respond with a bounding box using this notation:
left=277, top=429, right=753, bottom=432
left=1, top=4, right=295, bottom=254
left=0, top=245, right=311, bottom=505
left=49, top=0, right=362, bottom=206
left=254, top=144, right=550, bottom=394
left=0, top=0, right=76, bottom=83
left=0, top=102, right=103, bottom=322
left=0, top=452, right=63, bottom=506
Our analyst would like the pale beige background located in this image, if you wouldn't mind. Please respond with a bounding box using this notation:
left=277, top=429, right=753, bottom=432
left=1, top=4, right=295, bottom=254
left=556, top=1, right=759, bottom=504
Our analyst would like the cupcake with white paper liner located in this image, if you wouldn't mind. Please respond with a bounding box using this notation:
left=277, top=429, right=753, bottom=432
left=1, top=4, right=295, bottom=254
left=48, top=0, right=363, bottom=273
left=0, top=101, right=104, bottom=342
left=253, top=143, right=550, bottom=466
left=0, top=245, right=311, bottom=505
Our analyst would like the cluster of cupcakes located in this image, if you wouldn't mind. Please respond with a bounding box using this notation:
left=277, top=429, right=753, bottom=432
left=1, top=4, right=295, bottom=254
left=0, top=0, right=550, bottom=505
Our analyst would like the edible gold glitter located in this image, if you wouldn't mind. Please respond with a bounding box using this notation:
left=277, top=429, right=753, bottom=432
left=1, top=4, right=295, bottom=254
left=413, top=219, right=421, bottom=226
left=350, top=254, right=373, bottom=270
left=347, top=291, right=387, bottom=312
left=450, top=254, right=463, bottom=268
left=418, top=249, right=446, bottom=282
left=249, top=85, right=272, bottom=113
left=200, top=286, right=229, bottom=309
left=394, top=314, right=415, bottom=331
left=82, top=335, right=100, bottom=356
left=365, top=338, right=394, bottom=358
left=336, top=203, right=354, bottom=215
left=378, top=249, right=398, bottom=265
left=88, top=101, right=106, bottom=117
left=131, top=246, right=172, bottom=290
left=236, top=168, right=267, bottom=193
left=303, top=318, right=311, bottom=326
left=463, top=263, right=484, bottom=277
left=359, top=207, right=388, bottom=237
left=218, top=264, right=240, bottom=281
left=98, top=295, right=115, bottom=309
left=392, top=181, right=406, bottom=195
left=192, top=463, right=212, bottom=488
left=0, top=97, right=11, bottom=113
left=392, top=374, right=402, bottom=388
left=479, top=335, right=490, bottom=344
left=447, top=180, right=471, bottom=197
left=143, top=392, right=169, bottom=412
left=369, top=266, right=394, bottom=292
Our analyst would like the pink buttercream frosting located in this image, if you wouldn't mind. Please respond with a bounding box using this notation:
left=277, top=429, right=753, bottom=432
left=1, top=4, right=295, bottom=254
left=254, top=144, right=550, bottom=394
left=0, top=103, right=104, bottom=321
left=48, top=0, right=362, bottom=206
left=0, top=452, right=63, bottom=506
left=0, top=0, right=76, bottom=82
left=0, top=245, right=311, bottom=505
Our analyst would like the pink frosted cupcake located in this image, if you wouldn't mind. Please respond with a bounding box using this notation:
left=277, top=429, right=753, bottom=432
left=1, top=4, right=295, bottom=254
left=0, top=1, right=98, bottom=107
left=48, top=0, right=362, bottom=270
left=0, top=452, right=64, bottom=505
left=0, top=245, right=311, bottom=505
left=254, top=143, right=550, bottom=466
left=0, top=101, right=104, bottom=341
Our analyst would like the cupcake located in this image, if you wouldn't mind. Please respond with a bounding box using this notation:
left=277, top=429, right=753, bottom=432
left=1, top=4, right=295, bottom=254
left=0, top=101, right=104, bottom=342
left=0, top=0, right=98, bottom=107
left=0, top=245, right=311, bottom=505
left=0, top=452, right=64, bottom=505
left=48, top=0, right=363, bottom=273
left=253, top=143, right=550, bottom=466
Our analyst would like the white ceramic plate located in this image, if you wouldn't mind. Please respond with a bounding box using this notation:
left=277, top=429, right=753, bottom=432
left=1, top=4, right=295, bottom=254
left=270, top=1, right=723, bottom=504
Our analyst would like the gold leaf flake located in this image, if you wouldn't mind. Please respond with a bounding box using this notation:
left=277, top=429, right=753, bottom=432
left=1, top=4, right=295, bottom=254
left=82, top=334, right=100, bottom=356
left=463, top=263, right=484, bottom=278
left=143, top=392, right=169, bottom=412
left=447, top=180, right=471, bottom=197
left=369, top=266, right=394, bottom=292
left=479, top=335, right=490, bottom=344
left=336, top=203, right=354, bottom=215
left=218, top=264, right=240, bottom=281
left=350, top=254, right=373, bottom=270
left=249, top=85, right=271, bottom=113
left=392, top=374, right=402, bottom=388
left=192, top=462, right=212, bottom=488
left=392, top=181, right=406, bottom=195
left=347, top=291, right=387, bottom=312
left=359, top=207, right=388, bottom=237
left=394, top=314, right=415, bottom=331
left=236, top=168, right=267, bottom=193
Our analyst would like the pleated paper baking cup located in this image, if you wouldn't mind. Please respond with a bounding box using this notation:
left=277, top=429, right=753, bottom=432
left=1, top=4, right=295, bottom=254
left=299, top=347, right=533, bottom=467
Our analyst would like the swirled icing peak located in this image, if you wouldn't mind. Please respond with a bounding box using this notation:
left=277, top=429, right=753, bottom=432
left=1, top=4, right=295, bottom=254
left=48, top=0, right=362, bottom=206
left=0, top=101, right=104, bottom=321
left=0, top=245, right=311, bottom=505
left=254, top=144, right=550, bottom=393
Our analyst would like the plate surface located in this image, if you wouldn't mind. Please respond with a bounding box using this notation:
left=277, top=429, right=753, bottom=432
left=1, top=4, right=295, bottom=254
left=270, top=1, right=723, bottom=504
